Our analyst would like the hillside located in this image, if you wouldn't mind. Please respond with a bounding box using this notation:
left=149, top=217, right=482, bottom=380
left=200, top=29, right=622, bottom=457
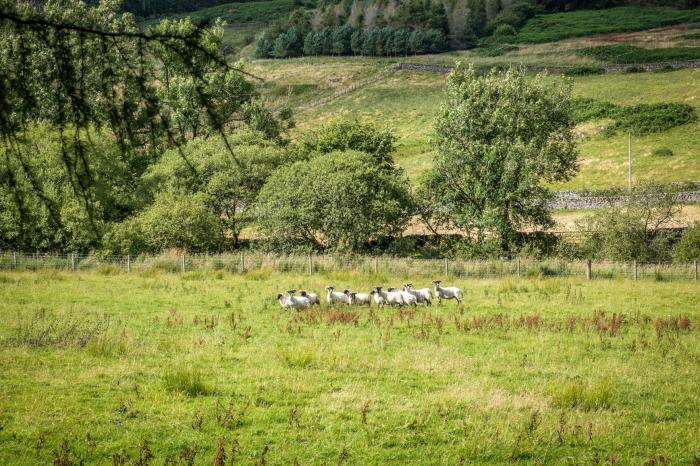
left=246, top=23, right=700, bottom=190
left=142, top=4, right=700, bottom=190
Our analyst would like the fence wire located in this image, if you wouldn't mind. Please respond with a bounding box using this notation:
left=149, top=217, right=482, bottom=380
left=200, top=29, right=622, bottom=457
left=0, top=252, right=697, bottom=281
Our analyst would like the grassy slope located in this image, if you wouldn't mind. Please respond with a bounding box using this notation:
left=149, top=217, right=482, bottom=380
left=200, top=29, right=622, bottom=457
left=275, top=64, right=699, bottom=189
left=0, top=271, right=698, bottom=464
left=512, top=7, right=700, bottom=44
left=249, top=24, right=700, bottom=190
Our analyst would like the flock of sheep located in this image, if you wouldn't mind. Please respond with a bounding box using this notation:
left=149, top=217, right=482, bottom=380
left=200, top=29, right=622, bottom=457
left=275, top=280, right=463, bottom=310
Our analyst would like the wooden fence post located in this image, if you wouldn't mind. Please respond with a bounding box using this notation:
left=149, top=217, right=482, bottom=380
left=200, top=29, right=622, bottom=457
left=13, top=251, right=17, bottom=269
left=127, top=255, right=131, bottom=274
left=695, top=260, right=698, bottom=281
left=517, top=258, right=521, bottom=277
left=633, top=260, right=637, bottom=281
left=181, top=254, right=186, bottom=273
left=308, top=254, right=313, bottom=274
left=444, top=258, right=449, bottom=276
left=586, top=259, right=592, bottom=280
left=374, top=257, right=378, bottom=274
left=71, top=253, right=75, bottom=272
left=240, top=252, right=245, bottom=274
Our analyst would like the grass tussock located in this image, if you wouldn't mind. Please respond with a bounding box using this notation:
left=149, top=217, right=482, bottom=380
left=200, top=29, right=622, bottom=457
left=11, top=310, right=112, bottom=349
left=279, top=346, right=316, bottom=369
left=551, top=379, right=614, bottom=410
left=163, top=368, right=212, bottom=397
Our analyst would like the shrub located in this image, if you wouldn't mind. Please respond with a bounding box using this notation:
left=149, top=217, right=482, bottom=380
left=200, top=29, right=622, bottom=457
left=135, top=192, right=223, bottom=253
left=563, top=65, right=605, bottom=77
left=570, top=98, right=619, bottom=124
left=673, top=222, right=700, bottom=262
left=602, top=103, right=697, bottom=136
left=572, top=99, right=697, bottom=135
left=163, top=368, right=211, bottom=396
left=492, top=24, right=517, bottom=38
left=652, top=147, right=674, bottom=157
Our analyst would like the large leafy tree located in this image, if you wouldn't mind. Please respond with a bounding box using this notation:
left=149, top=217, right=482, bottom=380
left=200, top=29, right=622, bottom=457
left=0, top=0, right=262, bottom=250
left=427, top=65, right=578, bottom=251
left=255, top=150, right=413, bottom=252
left=145, top=130, right=291, bottom=248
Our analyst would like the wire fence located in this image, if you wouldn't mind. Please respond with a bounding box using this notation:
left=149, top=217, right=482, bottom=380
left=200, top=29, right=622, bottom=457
left=0, top=252, right=698, bottom=281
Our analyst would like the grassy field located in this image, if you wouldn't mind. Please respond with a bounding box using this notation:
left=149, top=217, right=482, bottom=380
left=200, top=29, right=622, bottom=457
left=0, top=270, right=699, bottom=464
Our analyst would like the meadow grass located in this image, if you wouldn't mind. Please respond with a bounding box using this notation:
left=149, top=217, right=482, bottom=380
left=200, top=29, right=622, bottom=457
left=0, top=270, right=698, bottom=464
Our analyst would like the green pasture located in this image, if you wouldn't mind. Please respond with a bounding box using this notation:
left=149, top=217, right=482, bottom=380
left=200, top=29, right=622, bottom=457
left=0, top=270, right=698, bottom=464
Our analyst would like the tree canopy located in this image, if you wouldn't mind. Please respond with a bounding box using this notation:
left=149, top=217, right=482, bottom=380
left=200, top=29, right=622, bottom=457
left=255, top=150, right=413, bottom=252
left=0, top=0, right=262, bottom=249
left=427, top=65, right=578, bottom=251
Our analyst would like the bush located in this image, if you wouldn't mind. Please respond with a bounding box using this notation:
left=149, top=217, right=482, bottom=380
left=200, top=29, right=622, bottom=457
left=563, top=65, right=605, bottom=77
left=577, top=183, right=681, bottom=262
left=572, top=99, right=697, bottom=135
left=652, top=147, right=674, bottom=157
left=579, top=44, right=700, bottom=64
left=136, top=192, right=223, bottom=253
left=673, top=223, right=700, bottom=262
left=163, top=368, right=212, bottom=396
left=256, top=149, right=412, bottom=252
left=603, top=103, right=697, bottom=136
left=570, top=98, right=619, bottom=124
left=492, top=24, right=517, bottom=38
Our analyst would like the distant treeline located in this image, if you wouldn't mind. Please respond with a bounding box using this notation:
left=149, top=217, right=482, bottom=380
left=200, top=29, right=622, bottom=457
left=255, top=25, right=448, bottom=58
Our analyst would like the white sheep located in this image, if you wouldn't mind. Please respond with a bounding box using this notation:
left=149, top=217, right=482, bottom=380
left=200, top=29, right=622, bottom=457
left=432, top=280, right=463, bottom=305
left=404, top=283, right=433, bottom=307
left=325, top=286, right=350, bottom=305
left=371, top=287, right=405, bottom=308
left=276, top=293, right=291, bottom=310
left=299, top=290, right=320, bottom=306
left=286, top=290, right=311, bottom=310
left=346, top=290, right=372, bottom=306
left=388, top=287, right=417, bottom=308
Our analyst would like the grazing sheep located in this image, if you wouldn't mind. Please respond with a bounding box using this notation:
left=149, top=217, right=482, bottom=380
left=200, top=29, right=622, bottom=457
left=276, top=293, right=291, bottom=310
left=404, top=283, right=433, bottom=307
left=286, top=290, right=311, bottom=310
left=346, top=290, right=372, bottom=306
left=388, top=287, right=417, bottom=308
left=432, top=280, right=463, bottom=305
left=299, top=290, right=320, bottom=306
left=325, top=286, right=350, bottom=305
left=371, top=287, right=405, bottom=308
